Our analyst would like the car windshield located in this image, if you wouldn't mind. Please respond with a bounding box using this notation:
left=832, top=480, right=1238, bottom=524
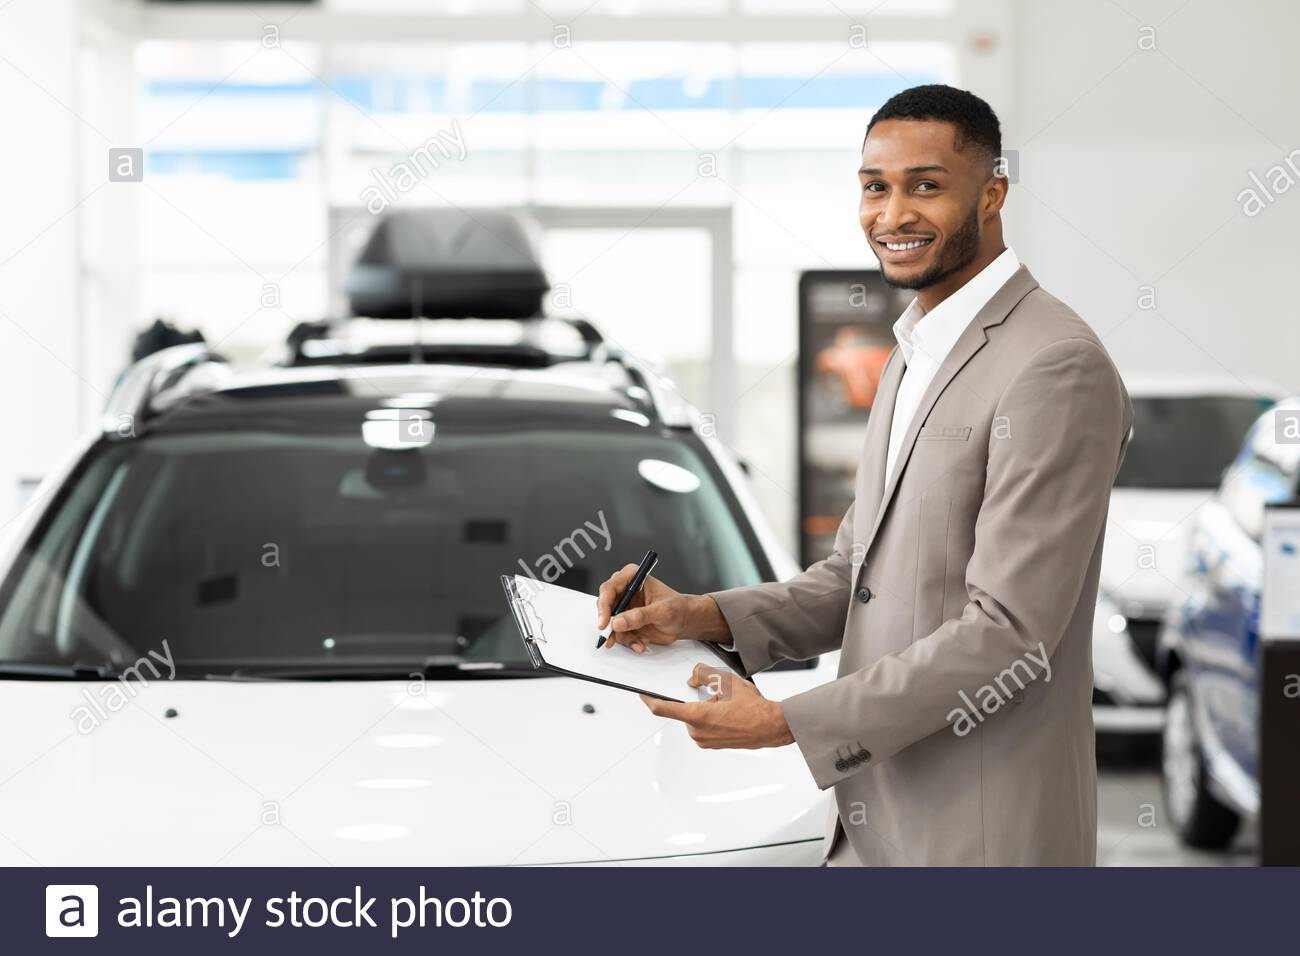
left=0, top=414, right=765, bottom=678
left=1114, top=395, right=1272, bottom=490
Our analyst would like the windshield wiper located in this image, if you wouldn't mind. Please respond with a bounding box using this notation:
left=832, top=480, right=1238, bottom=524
left=0, top=661, right=125, bottom=681
left=0, top=660, right=543, bottom=682
left=210, top=661, right=541, bottom=682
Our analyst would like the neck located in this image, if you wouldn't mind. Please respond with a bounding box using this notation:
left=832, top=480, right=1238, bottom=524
left=915, top=242, right=1007, bottom=313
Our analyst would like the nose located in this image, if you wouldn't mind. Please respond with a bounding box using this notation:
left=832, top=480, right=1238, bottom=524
left=869, top=190, right=920, bottom=235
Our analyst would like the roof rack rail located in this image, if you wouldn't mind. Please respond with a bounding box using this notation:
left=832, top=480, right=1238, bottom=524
left=102, top=343, right=228, bottom=439
left=278, top=313, right=695, bottom=428
left=561, top=317, right=604, bottom=355
left=614, top=353, right=697, bottom=429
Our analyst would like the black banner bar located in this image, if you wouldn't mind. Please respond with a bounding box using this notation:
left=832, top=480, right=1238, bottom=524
left=12, top=867, right=1298, bottom=952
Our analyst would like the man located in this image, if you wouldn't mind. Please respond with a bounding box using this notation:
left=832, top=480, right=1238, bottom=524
left=597, top=85, right=1130, bottom=866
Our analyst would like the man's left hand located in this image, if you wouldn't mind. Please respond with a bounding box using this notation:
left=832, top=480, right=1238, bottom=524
left=639, top=664, right=795, bottom=749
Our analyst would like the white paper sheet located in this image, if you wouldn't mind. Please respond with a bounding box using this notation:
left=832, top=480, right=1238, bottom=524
left=508, top=575, right=739, bottom=701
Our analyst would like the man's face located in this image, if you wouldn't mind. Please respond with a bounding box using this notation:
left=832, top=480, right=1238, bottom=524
left=858, top=119, right=994, bottom=291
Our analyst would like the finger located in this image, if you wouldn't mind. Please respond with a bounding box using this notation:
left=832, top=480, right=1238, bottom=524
left=603, top=629, right=638, bottom=650
left=686, top=732, right=737, bottom=749
left=601, top=627, right=644, bottom=651
left=640, top=695, right=706, bottom=726
left=595, top=564, right=640, bottom=628
left=613, top=628, right=673, bottom=648
left=610, top=605, right=646, bottom=632
left=603, top=630, right=647, bottom=652
left=612, top=601, right=669, bottom=634
left=691, top=667, right=734, bottom=700
left=685, top=719, right=724, bottom=748
left=637, top=691, right=686, bottom=723
left=641, top=697, right=702, bottom=722
left=596, top=564, right=640, bottom=626
left=688, top=663, right=726, bottom=688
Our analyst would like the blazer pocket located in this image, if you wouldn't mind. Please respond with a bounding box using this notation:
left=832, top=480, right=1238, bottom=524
left=917, top=424, right=972, bottom=441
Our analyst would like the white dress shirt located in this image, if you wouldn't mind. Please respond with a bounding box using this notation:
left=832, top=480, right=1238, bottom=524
left=884, top=247, right=1021, bottom=482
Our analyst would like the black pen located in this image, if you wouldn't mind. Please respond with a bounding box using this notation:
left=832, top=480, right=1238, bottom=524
left=597, top=550, right=658, bottom=649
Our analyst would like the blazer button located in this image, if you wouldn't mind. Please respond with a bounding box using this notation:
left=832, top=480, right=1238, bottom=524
left=856, top=748, right=870, bottom=762
left=834, top=759, right=849, bottom=772
left=856, top=586, right=873, bottom=604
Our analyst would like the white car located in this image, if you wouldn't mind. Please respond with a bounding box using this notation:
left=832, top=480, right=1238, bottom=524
left=0, top=329, right=836, bottom=866
left=1092, top=375, right=1280, bottom=732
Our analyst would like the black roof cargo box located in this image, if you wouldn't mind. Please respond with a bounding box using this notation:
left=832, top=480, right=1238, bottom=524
left=346, top=208, right=550, bottom=319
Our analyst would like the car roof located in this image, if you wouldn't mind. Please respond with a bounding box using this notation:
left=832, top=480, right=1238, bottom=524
left=147, top=361, right=658, bottom=434
left=104, top=325, right=703, bottom=441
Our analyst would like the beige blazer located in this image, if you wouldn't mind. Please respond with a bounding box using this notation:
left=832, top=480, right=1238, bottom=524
left=711, top=266, right=1131, bottom=866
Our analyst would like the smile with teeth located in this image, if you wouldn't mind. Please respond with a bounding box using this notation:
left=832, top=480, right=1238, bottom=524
left=882, top=238, right=933, bottom=251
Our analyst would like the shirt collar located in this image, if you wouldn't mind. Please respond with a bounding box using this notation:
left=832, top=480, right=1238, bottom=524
left=892, top=247, right=1020, bottom=366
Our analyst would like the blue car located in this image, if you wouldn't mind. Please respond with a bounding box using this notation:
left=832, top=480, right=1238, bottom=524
left=1159, top=399, right=1300, bottom=848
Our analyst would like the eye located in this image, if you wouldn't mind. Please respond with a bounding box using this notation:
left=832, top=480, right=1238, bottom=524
left=862, top=181, right=885, bottom=193
left=914, top=181, right=939, bottom=192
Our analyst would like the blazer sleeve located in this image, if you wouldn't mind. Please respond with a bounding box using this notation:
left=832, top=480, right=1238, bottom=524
left=707, top=502, right=855, bottom=675
left=780, top=337, right=1130, bottom=790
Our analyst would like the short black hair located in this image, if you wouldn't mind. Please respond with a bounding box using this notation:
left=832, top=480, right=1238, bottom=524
left=864, top=84, right=1002, bottom=172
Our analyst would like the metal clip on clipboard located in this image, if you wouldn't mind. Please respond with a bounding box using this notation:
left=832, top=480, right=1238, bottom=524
left=502, top=575, right=548, bottom=668
left=503, top=574, right=548, bottom=636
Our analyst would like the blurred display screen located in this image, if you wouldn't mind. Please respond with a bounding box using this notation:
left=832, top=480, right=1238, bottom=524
left=797, top=270, right=908, bottom=568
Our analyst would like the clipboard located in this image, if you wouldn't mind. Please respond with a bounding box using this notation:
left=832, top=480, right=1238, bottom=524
left=501, top=574, right=745, bottom=702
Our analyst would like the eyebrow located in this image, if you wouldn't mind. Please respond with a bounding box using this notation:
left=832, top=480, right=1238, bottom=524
left=858, top=164, right=950, bottom=176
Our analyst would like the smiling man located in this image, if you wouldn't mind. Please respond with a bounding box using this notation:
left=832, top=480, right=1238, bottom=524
left=596, top=84, right=1132, bottom=866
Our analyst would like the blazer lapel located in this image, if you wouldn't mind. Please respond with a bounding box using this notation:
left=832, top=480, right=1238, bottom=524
left=856, top=346, right=904, bottom=527
left=858, top=265, right=1040, bottom=557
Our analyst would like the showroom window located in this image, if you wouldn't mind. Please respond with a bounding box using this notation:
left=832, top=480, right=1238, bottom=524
left=131, top=15, right=957, bottom=550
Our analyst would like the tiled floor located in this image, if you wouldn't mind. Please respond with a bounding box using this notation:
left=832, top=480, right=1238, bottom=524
left=1096, top=739, right=1257, bottom=867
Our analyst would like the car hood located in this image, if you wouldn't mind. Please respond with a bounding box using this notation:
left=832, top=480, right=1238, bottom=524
left=0, top=669, right=828, bottom=866
left=1102, top=488, right=1210, bottom=615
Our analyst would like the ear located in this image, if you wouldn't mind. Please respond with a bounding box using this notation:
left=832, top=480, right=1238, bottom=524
left=983, top=171, right=1009, bottom=218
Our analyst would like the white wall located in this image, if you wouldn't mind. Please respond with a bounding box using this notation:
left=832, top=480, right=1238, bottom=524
left=0, top=0, right=136, bottom=528
left=0, top=0, right=83, bottom=522
left=1004, top=0, right=1300, bottom=393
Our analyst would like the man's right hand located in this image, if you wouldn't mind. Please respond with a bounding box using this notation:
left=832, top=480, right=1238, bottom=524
left=595, top=566, right=731, bottom=653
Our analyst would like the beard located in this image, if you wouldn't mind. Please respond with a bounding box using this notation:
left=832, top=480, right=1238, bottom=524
left=880, top=201, right=982, bottom=291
